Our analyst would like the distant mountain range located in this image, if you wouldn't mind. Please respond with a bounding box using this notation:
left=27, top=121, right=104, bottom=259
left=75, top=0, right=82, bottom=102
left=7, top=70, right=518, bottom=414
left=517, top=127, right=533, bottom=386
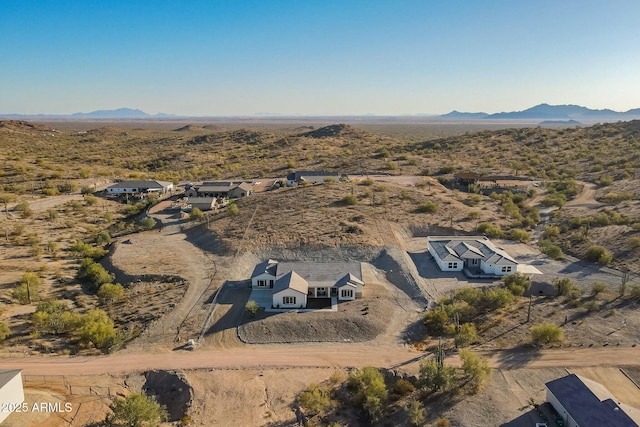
left=0, top=108, right=176, bottom=119
left=441, top=103, right=640, bottom=121
left=2, top=104, right=640, bottom=121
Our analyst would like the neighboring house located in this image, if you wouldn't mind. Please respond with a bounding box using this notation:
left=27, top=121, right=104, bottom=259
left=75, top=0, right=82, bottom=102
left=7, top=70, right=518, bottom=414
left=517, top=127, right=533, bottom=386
left=187, top=196, right=217, bottom=211
left=250, top=260, right=364, bottom=308
left=427, top=236, right=518, bottom=276
left=286, top=170, right=340, bottom=186
left=272, top=271, right=308, bottom=308
left=453, top=172, right=481, bottom=188
left=185, top=181, right=252, bottom=199
left=106, top=180, right=174, bottom=195
left=0, top=369, right=24, bottom=423
left=545, top=374, right=639, bottom=427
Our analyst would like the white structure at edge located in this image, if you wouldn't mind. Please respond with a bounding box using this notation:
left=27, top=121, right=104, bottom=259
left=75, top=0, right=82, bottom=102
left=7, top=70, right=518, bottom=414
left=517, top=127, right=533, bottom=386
left=0, top=370, right=24, bottom=423
left=427, top=236, right=518, bottom=276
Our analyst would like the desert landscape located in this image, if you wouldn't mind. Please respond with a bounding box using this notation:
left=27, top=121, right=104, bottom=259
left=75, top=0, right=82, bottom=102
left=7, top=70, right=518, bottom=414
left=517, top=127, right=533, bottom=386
left=0, top=116, right=638, bottom=426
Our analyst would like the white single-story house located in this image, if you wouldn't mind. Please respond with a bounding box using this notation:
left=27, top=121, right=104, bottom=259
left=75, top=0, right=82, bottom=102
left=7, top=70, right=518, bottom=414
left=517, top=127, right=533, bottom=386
left=272, top=271, right=308, bottom=309
left=185, top=181, right=252, bottom=199
left=187, top=196, right=217, bottom=211
left=545, top=374, right=639, bottom=427
left=250, top=260, right=364, bottom=308
left=106, top=180, right=174, bottom=195
left=0, top=369, right=24, bottom=423
left=286, top=170, right=340, bottom=186
left=427, top=236, right=518, bottom=276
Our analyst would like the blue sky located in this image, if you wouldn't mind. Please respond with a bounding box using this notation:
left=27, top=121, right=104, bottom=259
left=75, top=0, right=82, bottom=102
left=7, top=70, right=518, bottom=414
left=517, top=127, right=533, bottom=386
left=1, top=1, right=639, bottom=116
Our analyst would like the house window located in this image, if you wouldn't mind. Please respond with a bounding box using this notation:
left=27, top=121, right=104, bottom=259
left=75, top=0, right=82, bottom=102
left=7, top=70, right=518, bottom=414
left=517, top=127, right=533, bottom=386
left=257, top=280, right=266, bottom=287
left=501, top=266, right=512, bottom=272
left=283, top=296, right=296, bottom=305
left=269, top=280, right=274, bottom=288
left=472, top=259, right=479, bottom=265
left=448, top=262, right=457, bottom=269
left=341, top=289, right=353, bottom=298
left=316, top=287, right=327, bottom=297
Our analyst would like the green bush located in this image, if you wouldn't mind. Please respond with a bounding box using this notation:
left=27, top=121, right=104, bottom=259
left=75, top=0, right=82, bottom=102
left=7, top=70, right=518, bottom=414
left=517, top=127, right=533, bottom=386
left=245, top=300, right=260, bottom=317
left=454, top=323, right=478, bottom=348
left=477, top=222, right=503, bottom=238
left=585, top=245, right=613, bottom=265
left=80, top=309, right=116, bottom=349
left=140, top=217, right=156, bottom=230
left=509, top=228, right=532, bottom=243
left=346, top=367, right=388, bottom=421
left=423, top=307, right=450, bottom=336
left=97, top=283, right=125, bottom=305
left=460, top=349, right=492, bottom=393
left=0, top=322, right=10, bottom=342
left=189, top=207, right=204, bottom=221
left=590, top=281, right=607, bottom=296
left=342, top=194, right=357, bottom=205
left=416, top=201, right=439, bottom=213
left=392, top=379, right=415, bottom=397
left=299, top=383, right=333, bottom=416
left=504, top=273, right=531, bottom=296
left=77, top=258, right=114, bottom=291
left=538, top=239, right=563, bottom=260
left=530, top=323, right=564, bottom=345
left=108, top=392, right=168, bottom=426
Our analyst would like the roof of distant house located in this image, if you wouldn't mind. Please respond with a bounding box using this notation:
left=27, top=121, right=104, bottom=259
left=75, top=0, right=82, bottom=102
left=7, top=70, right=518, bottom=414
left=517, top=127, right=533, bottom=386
left=546, top=374, right=638, bottom=427
left=108, top=180, right=173, bottom=189
left=287, top=170, right=339, bottom=181
left=335, top=273, right=364, bottom=288
left=0, top=369, right=21, bottom=388
left=273, top=271, right=309, bottom=295
left=428, top=236, right=517, bottom=266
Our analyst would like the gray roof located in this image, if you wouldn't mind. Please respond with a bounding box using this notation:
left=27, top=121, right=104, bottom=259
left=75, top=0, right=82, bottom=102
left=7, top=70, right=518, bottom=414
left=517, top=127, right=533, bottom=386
left=187, top=197, right=216, bottom=204
left=277, top=261, right=362, bottom=288
left=273, top=271, right=308, bottom=295
left=108, top=180, right=172, bottom=190
left=195, top=181, right=249, bottom=193
left=428, top=237, right=517, bottom=266
left=546, top=374, right=637, bottom=427
left=251, top=259, right=279, bottom=278
left=287, top=170, right=339, bottom=182
left=0, top=369, right=21, bottom=388
left=335, top=273, right=364, bottom=288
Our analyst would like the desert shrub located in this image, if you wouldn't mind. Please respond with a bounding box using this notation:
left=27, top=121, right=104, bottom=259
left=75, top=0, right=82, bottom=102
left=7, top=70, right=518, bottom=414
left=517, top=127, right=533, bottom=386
left=585, top=245, right=613, bottom=265
left=454, top=323, right=478, bottom=348
left=245, top=300, right=260, bottom=317
left=538, top=239, right=563, bottom=259
left=553, top=277, right=579, bottom=297
left=228, top=203, right=240, bottom=215
left=597, top=175, right=614, bottom=186
left=140, top=217, right=156, bottom=230
left=32, top=300, right=80, bottom=334
left=483, top=288, right=514, bottom=310
left=189, top=207, right=204, bottom=221
left=601, top=192, right=633, bottom=203
left=460, top=349, right=492, bottom=393
left=84, top=194, right=98, bottom=206
left=0, top=322, right=10, bottom=342
left=392, top=379, right=415, bottom=397
left=346, top=367, right=388, bottom=421
left=416, top=201, right=439, bottom=213
left=385, top=161, right=398, bottom=170
left=423, top=307, right=450, bottom=336
left=299, top=383, right=333, bottom=416
left=628, top=284, right=640, bottom=300
left=584, top=301, right=600, bottom=312
left=342, top=194, right=357, bottom=205
left=108, top=392, right=168, bottom=427
left=436, top=419, right=451, bottom=427
left=97, top=283, right=125, bottom=305
left=407, top=399, right=425, bottom=426
left=477, top=222, right=503, bottom=238
left=79, top=309, right=116, bottom=349
left=628, top=236, right=640, bottom=249
left=96, top=231, right=111, bottom=245
left=437, top=165, right=455, bottom=174
left=590, top=281, right=607, bottom=296
left=504, top=273, right=531, bottom=296
left=418, top=359, right=457, bottom=392
left=81, top=186, right=95, bottom=194
left=360, top=178, right=374, bottom=186
left=531, top=323, right=563, bottom=345
left=70, top=241, right=108, bottom=259
left=77, top=258, right=114, bottom=291
left=15, top=200, right=32, bottom=218
left=454, top=287, right=483, bottom=306
left=509, top=228, right=532, bottom=242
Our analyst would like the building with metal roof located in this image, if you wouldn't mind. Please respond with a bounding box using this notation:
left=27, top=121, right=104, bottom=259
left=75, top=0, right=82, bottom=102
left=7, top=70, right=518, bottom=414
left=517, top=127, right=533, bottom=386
left=546, top=374, right=639, bottom=427
left=0, top=369, right=24, bottom=423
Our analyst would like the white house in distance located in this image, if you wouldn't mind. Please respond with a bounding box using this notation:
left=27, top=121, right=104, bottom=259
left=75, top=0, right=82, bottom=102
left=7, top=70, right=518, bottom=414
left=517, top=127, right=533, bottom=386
left=106, top=180, right=174, bottom=195
left=0, top=369, right=24, bottom=423
left=250, top=260, right=364, bottom=309
left=427, top=236, right=518, bottom=276
left=545, top=373, right=639, bottom=427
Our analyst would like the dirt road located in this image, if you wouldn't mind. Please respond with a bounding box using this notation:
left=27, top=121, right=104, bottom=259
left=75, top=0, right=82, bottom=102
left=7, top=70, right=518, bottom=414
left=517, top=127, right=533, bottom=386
left=2, top=345, right=640, bottom=377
